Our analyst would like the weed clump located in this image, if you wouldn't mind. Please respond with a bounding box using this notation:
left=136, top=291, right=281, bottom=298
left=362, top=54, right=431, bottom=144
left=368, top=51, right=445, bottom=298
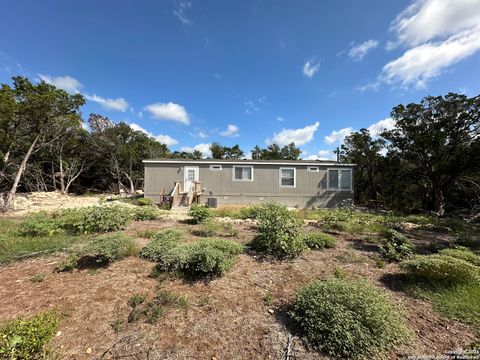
left=291, top=278, right=410, bottom=359
left=379, top=229, right=414, bottom=261
left=0, top=311, right=58, bottom=359
left=192, top=218, right=238, bottom=237
left=130, top=206, right=159, bottom=221
left=189, top=204, right=213, bottom=224
left=139, top=229, right=185, bottom=262
left=252, top=202, right=304, bottom=258
left=301, top=231, right=337, bottom=250
left=135, top=197, right=153, bottom=206
left=85, top=233, right=138, bottom=264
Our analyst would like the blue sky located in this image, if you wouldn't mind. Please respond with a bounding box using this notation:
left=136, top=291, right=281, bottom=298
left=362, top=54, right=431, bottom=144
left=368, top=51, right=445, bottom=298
left=1, top=0, right=480, bottom=159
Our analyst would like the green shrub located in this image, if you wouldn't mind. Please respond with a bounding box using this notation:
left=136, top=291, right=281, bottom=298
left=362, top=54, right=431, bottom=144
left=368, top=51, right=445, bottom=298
left=0, top=311, right=58, bottom=359
left=183, top=238, right=244, bottom=275
left=252, top=203, right=304, bottom=258
left=136, top=197, right=153, bottom=206
left=54, top=255, right=78, bottom=272
left=291, top=278, right=410, bottom=359
left=57, top=205, right=131, bottom=234
left=189, top=204, right=213, bottom=224
left=301, top=231, right=337, bottom=249
left=401, top=254, right=480, bottom=285
left=136, top=229, right=157, bottom=239
left=130, top=206, right=159, bottom=221
left=438, top=246, right=480, bottom=266
left=85, top=233, right=138, bottom=264
left=379, top=229, right=414, bottom=261
left=192, top=219, right=238, bottom=237
left=239, top=205, right=262, bottom=219
left=18, top=213, right=61, bottom=237
left=139, top=229, right=184, bottom=262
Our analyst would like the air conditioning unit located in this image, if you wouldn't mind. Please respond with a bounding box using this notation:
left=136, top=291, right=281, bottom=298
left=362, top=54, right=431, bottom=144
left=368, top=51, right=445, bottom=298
left=207, top=197, right=218, bottom=208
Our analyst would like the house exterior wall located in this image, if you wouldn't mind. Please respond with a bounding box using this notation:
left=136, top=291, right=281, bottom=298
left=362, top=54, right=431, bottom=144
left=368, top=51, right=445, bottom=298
left=144, top=161, right=354, bottom=209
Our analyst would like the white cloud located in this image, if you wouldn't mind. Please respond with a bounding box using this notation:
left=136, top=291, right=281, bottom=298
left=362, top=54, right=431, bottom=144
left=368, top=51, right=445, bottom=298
left=367, top=118, right=396, bottom=136
left=268, top=121, right=319, bottom=146
left=381, top=0, right=480, bottom=88
left=302, top=58, right=320, bottom=78
left=129, top=122, right=178, bottom=146
left=198, top=131, right=208, bottom=139
left=219, top=124, right=239, bottom=137
left=180, top=143, right=211, bottom=158
left=381, top=29, right=480, bottom=88
left=84, top=94, right=129, bottom=112
left=38, top=74, right=82, bottom=93
left=174, top=1, right=193, bottom=26
left=357, top=81, right=380, bottom=92
left=390, top=0, right=480, bottom=47
left=144, top=102, right=190, bottom=125
left=244, top=97, right=265, bottom=115
left=348, top=40, right=379, bottom=61
left=324, top=127, right=353, bottom=144
left=277, top=116, right=284, bottom=122
left=305, top=150, right=336, bottom=161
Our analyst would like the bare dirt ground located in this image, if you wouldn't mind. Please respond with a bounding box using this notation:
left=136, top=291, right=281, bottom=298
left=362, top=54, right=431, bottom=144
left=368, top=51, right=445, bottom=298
left=0, top=218, right=477, bottom=360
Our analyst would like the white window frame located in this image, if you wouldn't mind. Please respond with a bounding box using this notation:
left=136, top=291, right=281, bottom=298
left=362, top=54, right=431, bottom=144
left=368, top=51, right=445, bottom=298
left=307, top=166, right=319, bottom=172
left=327, top=168, right=352, bottom=191
left=209, top=164, right=222, bottom=171
left=279, top=167, right=296, bottom=188
left=232, top=165, right=254, bottom=182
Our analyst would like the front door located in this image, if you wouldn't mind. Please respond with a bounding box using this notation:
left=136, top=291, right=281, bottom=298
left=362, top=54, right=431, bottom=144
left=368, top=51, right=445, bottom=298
left=183, top=166, right=199, bottom=192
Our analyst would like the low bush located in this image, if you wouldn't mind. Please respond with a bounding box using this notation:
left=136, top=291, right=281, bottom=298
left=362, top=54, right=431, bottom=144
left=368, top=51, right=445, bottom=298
left=192, top=219, right=238, bottom=237
left=85, top=233, right=138, bottom=264
left=301, top=231, right=337, bottom=250
left=139, top=229, right=184, bottom=262
left=56, top=205, right=131, bottom=234
left=189, top=204, right=213, bottom=224
left=135, top=197, right=153, bottom=206
left=130, top=206, right=159, bottom=221
left=291, top=278, right=410, bottom=359
left=401, top=254, right=480, bottom=285
left=252, top=202, right=305, bottom=258
left=146, top=236, right=243, bottom=277
left=438, top=246, right=480, bottom=266
left=211, top=205, right=262, bottom=219
left=0, top=310, right=58, bottom=359
left=379, top=229, right=414, bottom=261
left=54, top=255, right=78, bottom=272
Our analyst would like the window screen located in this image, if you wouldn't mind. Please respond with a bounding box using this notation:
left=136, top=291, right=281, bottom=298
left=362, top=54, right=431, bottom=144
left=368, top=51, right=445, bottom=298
left=340, top=169, right=351, bottom=190
left=280, top=168, right=295, bottom=187
left=328, top=169, right=339, bottom=190
left=234, top=166, right=252, bottom=180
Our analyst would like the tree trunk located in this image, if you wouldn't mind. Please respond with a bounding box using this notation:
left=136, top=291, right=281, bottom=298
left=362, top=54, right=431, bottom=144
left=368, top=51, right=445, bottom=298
left=433, top=180, right=446, bottom=216
left=59, top=155, right=65, bottom=195
left=124, top=172, right=135, bottom=194
left=3, top=135, right=40, bottom=211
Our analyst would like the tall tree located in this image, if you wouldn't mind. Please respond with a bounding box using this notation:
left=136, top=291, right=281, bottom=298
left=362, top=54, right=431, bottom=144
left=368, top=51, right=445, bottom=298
left=383, top=93, right=480, bottom=215
left=250, top=143, right=301, bottom=160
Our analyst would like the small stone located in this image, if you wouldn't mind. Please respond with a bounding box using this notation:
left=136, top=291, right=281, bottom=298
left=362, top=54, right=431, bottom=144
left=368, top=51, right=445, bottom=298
left=86, top=348, right=92, bottom=354
left=56, top=331, right=62, bottom=337
left=268, top=309, right=274, bottom=314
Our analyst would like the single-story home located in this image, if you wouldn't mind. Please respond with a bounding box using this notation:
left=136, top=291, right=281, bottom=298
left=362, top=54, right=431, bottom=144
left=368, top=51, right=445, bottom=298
left=143, top=158, right=355, bottom=209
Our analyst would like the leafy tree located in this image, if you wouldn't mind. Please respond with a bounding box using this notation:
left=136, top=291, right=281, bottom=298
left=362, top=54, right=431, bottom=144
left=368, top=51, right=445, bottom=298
left=383, top=93, right=480, bottom=215
left=250, top=143, right=301, bottom=160
left=340, top=129, right=385, bottom=204
left=210, top=142, right=225, bottom=159
left=209, top=143, right=244, bottom=159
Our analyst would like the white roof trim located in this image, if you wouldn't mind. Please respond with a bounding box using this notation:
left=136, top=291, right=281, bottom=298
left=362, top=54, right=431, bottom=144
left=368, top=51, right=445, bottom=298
left=143, top=159, right=356, bottom=166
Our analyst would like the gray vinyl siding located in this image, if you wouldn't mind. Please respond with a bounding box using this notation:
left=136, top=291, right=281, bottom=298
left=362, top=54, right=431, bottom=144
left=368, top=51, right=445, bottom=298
left=144, top=162, right=354, bottom=208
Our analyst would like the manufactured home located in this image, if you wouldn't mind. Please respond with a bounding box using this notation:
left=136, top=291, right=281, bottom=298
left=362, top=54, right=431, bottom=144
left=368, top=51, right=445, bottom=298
left=143, top=159, right=355, bottom=209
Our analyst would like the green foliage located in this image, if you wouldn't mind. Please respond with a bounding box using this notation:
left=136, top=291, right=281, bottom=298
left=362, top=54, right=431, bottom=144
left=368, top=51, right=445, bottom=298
left=379, top=229, right=415, bottom=261
left=211, top=205, right=261, bottom=219
left=128, top=293, right=147, bottom=308
left=135, top=197, right=153, bottom=206
left=18, top=213, right=61, bottom=237
left=263, top=292, right=274, bottom=306
left=85, top=233, right=138, bottom=264
left=130, top=205, right=159, bottom=221
left=188, top=204, right=213, bottom=224
left=127, top=289, right=182, bottom=324
left=438, top=246, right=480, bottom=266
left=144, top=235, right=243, bottom=277
left=252, top=203, right=305, bottom=258
left=136, top=229, right=157, bottom=239
left=250, top=142, right=301, bottom=160
left=30, top=273, right=46, bottom=283
left=192, top=218, right=238, bottom=237
left=54, top=255, right=78, bottom=272
left=301, top=231, right=337, bottom=250
left=291, top=278, right=411, bottom=359
left=0, top=311, right=58, bottom=359
left=401, top=254, right=480, bottom=285
left=0, top=218, right=80, bottom=265
left=139, top=229, right=184, bottom=262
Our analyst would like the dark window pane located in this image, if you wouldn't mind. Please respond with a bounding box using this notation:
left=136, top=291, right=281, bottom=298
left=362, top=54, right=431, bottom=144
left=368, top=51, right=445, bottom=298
left=329, top=170, right=339, bottom=189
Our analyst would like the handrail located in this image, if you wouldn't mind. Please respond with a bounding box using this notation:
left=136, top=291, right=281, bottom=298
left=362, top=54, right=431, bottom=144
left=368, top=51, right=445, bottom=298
left=171, top=182, right=180, bottom=206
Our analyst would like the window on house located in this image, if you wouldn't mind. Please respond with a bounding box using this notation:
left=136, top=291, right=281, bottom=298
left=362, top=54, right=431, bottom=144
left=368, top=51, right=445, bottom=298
left=327, top=168, right=352, bottom=191
left=307, top=166, right=319, bottom=172
left=280, top=167, right=296, bottom=187
left=210, top=164, right=222, bottom=171
left=233, top=166, right=253, bottom=181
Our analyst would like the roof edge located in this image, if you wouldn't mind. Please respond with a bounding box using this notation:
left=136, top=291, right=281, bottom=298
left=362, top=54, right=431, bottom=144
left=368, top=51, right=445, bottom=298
left=142, top=159, right=356, bottom=167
